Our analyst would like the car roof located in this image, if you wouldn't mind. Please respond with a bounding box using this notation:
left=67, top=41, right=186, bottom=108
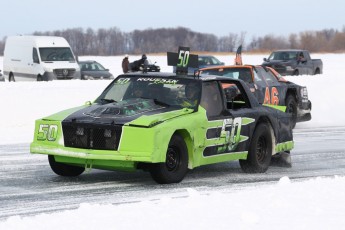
left=198, top=55, right=217, bottom=58
left=200, top=64, right=255, bottom=71
left=118, top=71, right=243, bottom=83
left=272, top=49, right=306, bottom=52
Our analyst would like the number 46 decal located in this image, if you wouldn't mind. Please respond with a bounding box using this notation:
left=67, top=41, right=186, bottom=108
left=263, top=87, right=279, bottom=105
left=37, top=124, right=58, bottom=141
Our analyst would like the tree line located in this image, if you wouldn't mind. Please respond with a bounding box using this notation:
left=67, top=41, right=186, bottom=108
left=0, top=26, right=345, bottom=55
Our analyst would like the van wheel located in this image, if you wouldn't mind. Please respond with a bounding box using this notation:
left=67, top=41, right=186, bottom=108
left=9, top=73, right=15, bottom=82
left=37, top=75, right=43, bottom=81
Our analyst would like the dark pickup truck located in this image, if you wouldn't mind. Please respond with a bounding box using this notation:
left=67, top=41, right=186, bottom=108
left=262, top=49, right=323, bottom=76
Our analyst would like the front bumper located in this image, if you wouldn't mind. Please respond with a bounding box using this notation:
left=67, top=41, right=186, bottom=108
left=30, top=142, right=153, bottom=171
left=297, top=100, right=312, bottom=122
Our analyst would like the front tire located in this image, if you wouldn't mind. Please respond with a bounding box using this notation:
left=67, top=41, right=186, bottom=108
left=150, top=134, right=188, bottom=184
left=48, top=155, right=85, bottom=177
left=240, top=123, right=272, bottom=173
left=286, top=94, right=297, bottom=128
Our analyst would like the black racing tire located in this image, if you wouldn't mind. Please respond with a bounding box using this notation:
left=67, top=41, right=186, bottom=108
left=293, top=70, right=299, bottom=76
left=150, top=134, right=188, bottom=184
left=37, top=75, right=43, bottom=81
left=285, top=94, right=297, bottom=128
left=48, top=155, right=85, bottom=177
left=9, top=73, right=15, bottom=82
left=239, top=123, right=272, bottom=173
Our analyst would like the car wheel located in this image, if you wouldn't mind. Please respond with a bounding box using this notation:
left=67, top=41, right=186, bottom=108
left=48, top=155, right=85, bottom=177
left=314, top=68, right=320, bottom=75
left=150, top=134, right=188, bottom=184
left=9, top=73, right=15, bottom=82
left=239, top=123, right=272, bottom=173
left=37, top=75, right=43, bottom=81
left=293, top=70, right=299, bottom=76
left=286, top=94, right=297, bottom=128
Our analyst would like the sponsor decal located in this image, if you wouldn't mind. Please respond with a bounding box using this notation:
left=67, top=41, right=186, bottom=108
left=136, top=78, right=179, bottom=85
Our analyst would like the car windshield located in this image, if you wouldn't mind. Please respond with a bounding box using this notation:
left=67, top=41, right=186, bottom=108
left=39, top=47, right=75, bottom=62
left=268, top=51, right=299, bottom=61
left=198, top=56, right=222, bottom=66
left=80, top=62, right=107, bottom=71
left=96, top=76, right=201, bottom=110
left=201, top=68, right=253, bottom=83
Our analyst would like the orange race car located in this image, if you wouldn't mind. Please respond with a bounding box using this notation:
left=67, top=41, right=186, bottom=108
left=200, top=64, right=311, bottom=128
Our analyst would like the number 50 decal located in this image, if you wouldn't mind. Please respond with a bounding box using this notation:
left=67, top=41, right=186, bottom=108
left=177, top=49, right=190, bottom=67
left=37, top=124, right=58, bottom=141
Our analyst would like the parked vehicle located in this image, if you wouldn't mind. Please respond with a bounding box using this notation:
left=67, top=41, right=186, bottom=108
left=200, top=65, right=312, bottom=128
left=79, top=60, right=114, bottom=80
left=173, top=55, right=224, bottom=73
left=0, top=70, right=4, bottom=82
left=3, top=35, right=80, bottom=81
left=30, top=50, right=294, bottom=184
left=262, top=49, right=323, bottom=76
left=129, top=58, right=161, bottom=73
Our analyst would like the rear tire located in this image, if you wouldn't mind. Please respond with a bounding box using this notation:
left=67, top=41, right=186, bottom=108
left=48, top=155, right=85, bottom=177
left=37, top=75, right=43, bottom=81
left=240, top=123, right=272, bottom=173
left=150, top=134, right=188, bottom=184
left=286, top=94, right=297, bottom=128
left=314, top=68, right=320, bottom=75
left=293, top=70, right=299, bottom=76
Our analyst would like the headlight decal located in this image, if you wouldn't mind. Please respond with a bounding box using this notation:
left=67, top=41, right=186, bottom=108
left=37, top=124, right=58, bottom=141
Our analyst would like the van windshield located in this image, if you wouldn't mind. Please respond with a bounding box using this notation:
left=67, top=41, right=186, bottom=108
left=39, top=47, right=75, bottom=62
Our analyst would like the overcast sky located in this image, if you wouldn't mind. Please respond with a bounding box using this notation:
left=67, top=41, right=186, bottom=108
left=2, top=0, right=344, bottom=40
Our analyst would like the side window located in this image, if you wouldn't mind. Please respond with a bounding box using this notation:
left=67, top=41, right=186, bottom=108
left=221, top=81, right=250, bottom=110
left=304, top=52, right=311, bottom=60
left=253, top=70, right=266, bottom=88
left=200, top=81, right=223, bottom=118
left=260, top=68, right=278, bottom=84
left=33, top=48, right=39, bottom=64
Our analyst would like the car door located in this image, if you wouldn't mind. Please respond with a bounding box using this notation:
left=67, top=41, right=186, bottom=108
left=200, top=80, right=256, bottom=158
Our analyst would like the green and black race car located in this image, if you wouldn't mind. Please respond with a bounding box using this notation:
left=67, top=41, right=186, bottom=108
left=30, top=49, right=294, bottom=184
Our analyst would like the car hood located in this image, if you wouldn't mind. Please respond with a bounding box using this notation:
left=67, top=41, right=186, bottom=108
left=44, top=99, right=194, bottom=127
left=81, top=70, right=112, bottom=77
left=42, top=61, right=80, bottom=69
left=263, top=60, right=292, bottom=66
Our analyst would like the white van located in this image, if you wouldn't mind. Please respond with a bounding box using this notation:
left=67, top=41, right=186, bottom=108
left=3, top=35, right=81, bottom=81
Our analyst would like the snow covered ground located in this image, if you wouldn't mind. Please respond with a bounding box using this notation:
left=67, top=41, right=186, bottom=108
left=1, top=53, right=345, bottom=229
